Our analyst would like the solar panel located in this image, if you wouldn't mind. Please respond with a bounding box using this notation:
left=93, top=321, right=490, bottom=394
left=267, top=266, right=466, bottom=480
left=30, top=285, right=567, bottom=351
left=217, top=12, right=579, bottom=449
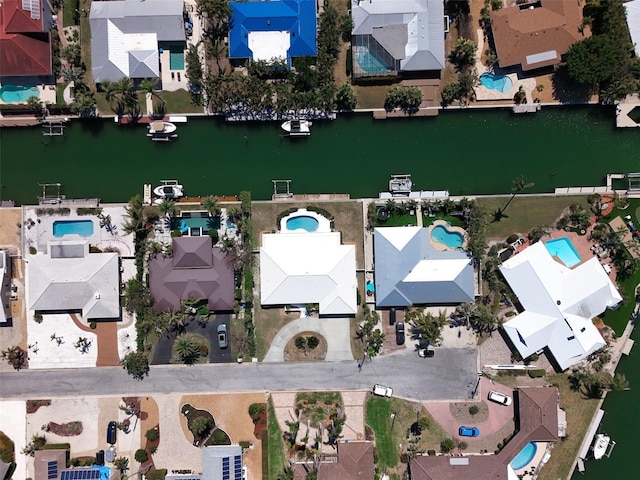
left=60, top=469, right=101, bottom=480
left=47, top=461, right=58, bottom=479
left=234, top=456, right=242, bottom=467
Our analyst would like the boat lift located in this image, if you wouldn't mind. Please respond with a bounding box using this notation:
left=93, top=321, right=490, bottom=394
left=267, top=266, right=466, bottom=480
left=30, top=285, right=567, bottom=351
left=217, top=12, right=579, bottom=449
left=37, top=183, right=63, bottom=204
left=42, top=119, right=68, bottom=136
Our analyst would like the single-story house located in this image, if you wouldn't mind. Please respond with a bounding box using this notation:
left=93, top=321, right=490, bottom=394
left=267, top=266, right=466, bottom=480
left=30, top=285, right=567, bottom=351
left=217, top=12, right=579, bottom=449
left=410, top=387, right=560, bottom=480
left=625, top=0, right=640, bottom=57
left=318, top=441, right=374, bottom=480
left=374, top=227, right=475, bottom=308
left=260, top=230, right=357, bottom=316
left=201, top=445, right=243, bottom=480
left=33, top=450, right=66, bottom=480
left=499, top=241, right=621, bottom=370
left=490, top=0, right=584, bottom=71
left=149, top=236, right=234, bottom=312
left=0, top=0, right=54, bottom=76
left=0, top=250, right=12, bottom=324
left=89, top=0, right=185, bottom=83
left=27, top=242, right=120, bottom=320
left=229, top=0, right=317, bottom=66
left=351, top=0, right=445, bottom=77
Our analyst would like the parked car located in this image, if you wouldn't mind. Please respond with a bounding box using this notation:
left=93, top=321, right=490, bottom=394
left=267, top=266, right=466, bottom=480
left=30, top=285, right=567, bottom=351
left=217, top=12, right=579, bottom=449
left=217, top=324, right=228, bottom=349
left=106, top=421, right=117, bottom=445
left=488, top=390, right=512, bottom=406
left=418, top=348, right=435, bottom=358
left=372, top=384, right=393, bottom=397
left=459, top=426, right=480, bottom=437
left=395, top=322, right=405, bottom=345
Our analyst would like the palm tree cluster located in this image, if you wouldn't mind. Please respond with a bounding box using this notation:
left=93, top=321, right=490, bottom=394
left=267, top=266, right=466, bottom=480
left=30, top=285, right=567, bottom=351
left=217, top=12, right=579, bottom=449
left=356, top=306, right=385, bottom=359
left=451, top=302, right=501, bottom=336
left=406, top=308, right=446, bottom=346
left=591, top=223, right=639, bottom=280
left=101, top=78, right=142, bottom=120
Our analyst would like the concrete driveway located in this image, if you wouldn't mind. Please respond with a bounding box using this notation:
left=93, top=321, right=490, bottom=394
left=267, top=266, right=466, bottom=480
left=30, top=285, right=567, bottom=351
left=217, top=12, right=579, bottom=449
left=263, top=316, right=353, bottom=362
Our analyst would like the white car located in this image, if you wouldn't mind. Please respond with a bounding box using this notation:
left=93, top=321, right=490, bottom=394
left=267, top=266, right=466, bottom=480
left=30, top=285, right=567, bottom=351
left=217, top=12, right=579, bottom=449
left=372, top=384, right=393, bottom=397
left=488, top=390, right=512, bottom=406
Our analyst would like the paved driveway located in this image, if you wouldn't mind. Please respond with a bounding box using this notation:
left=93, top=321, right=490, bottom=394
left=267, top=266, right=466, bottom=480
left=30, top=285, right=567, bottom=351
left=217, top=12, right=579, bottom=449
left=0, top=348, right=478, bottom=402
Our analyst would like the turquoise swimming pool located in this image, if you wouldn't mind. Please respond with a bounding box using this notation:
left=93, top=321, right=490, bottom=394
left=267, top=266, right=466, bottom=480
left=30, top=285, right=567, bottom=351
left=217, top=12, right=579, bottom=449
left=511, top=442, right=537, bottom=470
left=430, top=225, right=464, bottom=248
left=179, top=212, right=219, bottom=235
left=479, top=72, right=513, bottom=93
left=53, top=220, right=94, bottom=237
left=286, top=216, right=319, bottom=232
left=0, top=84, right=39, bottom=103
left=545, top=237, right=581, bottom=267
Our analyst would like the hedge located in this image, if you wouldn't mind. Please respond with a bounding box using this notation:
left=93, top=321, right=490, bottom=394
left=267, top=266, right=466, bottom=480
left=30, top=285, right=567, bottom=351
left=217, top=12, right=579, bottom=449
left=145, top=469, right=168, bottom=480
left=41, top=443, right=71, bottom=450
left=528, top=369, right=546, bottom=378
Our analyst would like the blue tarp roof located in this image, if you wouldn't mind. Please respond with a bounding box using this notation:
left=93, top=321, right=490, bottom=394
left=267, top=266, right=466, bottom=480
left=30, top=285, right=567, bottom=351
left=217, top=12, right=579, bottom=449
left=229, top=0, right=317, bottom=62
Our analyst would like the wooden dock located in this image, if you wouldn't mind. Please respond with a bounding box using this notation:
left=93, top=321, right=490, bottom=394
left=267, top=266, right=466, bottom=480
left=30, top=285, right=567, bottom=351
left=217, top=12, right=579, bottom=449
left=512, top=104, right=541, bottom=114
left=177, top=195, right=239, bottom=204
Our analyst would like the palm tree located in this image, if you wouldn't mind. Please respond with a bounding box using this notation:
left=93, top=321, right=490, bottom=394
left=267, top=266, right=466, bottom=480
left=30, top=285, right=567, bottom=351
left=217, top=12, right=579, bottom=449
left=173, top=333, right=201, bottom=364
left=452, top=302, right=477, bottom=327
left=157, top=199, right=178, bottom=218
left=140, top=78, right=159, bottom=96
left=500, top=175, right=535, bottom=217
left=442, top=198, right=456, bottom=215
left=384, top=198, right=397, bottom=215
left=405, top=199, right=419, bottom=214
left=202, top=195, right=221, bottom=217
left=113, top=457, right=129, bottom=475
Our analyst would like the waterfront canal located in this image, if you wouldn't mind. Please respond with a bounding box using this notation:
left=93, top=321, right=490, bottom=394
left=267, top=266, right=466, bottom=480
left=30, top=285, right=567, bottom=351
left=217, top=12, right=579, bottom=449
left=0, top=106, right=639, bottom=205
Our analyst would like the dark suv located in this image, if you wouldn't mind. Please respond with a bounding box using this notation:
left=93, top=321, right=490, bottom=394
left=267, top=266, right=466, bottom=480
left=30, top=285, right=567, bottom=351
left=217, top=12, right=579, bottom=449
left=395, top=322, right=405, bottom=345
left=107, top=421, right=117, bottom=445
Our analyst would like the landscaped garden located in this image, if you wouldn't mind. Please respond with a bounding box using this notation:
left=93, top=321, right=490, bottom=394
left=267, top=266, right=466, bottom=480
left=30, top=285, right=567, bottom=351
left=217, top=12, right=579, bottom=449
left=284, top=333, right=326, bottom=361
left=181, top=403, right=231, bottom=447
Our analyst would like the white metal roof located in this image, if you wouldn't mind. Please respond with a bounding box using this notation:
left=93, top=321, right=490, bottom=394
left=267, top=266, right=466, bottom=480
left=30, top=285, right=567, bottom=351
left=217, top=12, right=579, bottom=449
left=27, top=242, right=120, bottom=320
left=260, top=232, right=357, bottom=315
left=248, top=31, right=290, bottom=62
left=500, top=242, right=620, bottom=370
left=625, top=0, right=640, bottom=57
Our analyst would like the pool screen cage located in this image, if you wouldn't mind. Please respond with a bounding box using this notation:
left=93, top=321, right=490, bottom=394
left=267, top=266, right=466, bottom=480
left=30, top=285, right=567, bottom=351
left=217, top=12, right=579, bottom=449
left=628, top=173, right=640, bottom=193
left=352, top=35, right=398, bottom=79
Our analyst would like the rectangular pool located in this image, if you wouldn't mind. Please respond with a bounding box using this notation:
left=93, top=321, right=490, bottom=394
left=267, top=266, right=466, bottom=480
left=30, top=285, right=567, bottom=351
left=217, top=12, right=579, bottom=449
left=53, top=220, right=94, bottom=237
left=545, top=237, right=581, bottom=267
left=179, top=212, right=219, bottom=235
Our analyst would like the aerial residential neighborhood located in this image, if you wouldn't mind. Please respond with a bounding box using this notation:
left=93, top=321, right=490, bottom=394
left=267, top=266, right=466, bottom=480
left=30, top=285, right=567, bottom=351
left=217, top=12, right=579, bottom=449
left=1, top=1, right=640, bottom=480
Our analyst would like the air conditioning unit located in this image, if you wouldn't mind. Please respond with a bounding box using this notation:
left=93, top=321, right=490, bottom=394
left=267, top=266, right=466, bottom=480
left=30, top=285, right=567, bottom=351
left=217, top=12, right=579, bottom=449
left=94, top=293, right=101, bottom=300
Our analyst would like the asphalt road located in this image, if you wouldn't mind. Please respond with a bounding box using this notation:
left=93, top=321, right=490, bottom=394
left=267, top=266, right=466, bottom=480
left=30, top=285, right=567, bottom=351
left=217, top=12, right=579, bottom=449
left=0, top=348, right=478, bottom=402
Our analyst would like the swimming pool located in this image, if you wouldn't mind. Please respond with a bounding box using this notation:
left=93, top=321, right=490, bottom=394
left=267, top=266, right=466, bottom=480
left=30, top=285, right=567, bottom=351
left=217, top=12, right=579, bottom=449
left=53, top=220, right=94, bottom=237
left=545, top=237, right=581, bottom=267
left=286, top=216, right=319, bottom=232
left=0, top=84, right=39, bottom=103
left=430, top=225, right=464, bottom=248
left=479, top=73, right=513, bottom=93
left=180, top=212, right=219, bottom=234
left=511, top=442, right=537, bottom=470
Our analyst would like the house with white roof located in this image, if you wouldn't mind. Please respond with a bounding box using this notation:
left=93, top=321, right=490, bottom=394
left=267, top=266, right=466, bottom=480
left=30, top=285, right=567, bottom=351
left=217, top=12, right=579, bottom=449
left=260, top=229, right=357, bottom=316
left=625, top=0, right=640, bottom=57
left=27, top=242, right=120, bottom=320
left=500, top=241, right=622, bottom=370
left=373, top=226, right=475, bottom=307
left=351, top=0, right=445, bottom=78
left=89, top=0, right=185, bottom=83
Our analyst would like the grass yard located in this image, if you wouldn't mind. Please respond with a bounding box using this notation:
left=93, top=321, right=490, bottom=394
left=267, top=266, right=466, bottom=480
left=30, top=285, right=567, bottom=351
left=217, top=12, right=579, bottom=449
left=353, top=85, right=393, bottom=109
left=375, top=212, right=418, bottom=227
left=365, top=397, right=398, bottom=469
left=63, top=0, right=79, bottom=28
left=538, top=374, right=601, bottom=480
left=79, top=1, right=93, bottom=88
left=476, top=195, right=590, bottom=240
left=160, top=89, right=203, bottom=114
left=266, top=397, right=285, bottom=480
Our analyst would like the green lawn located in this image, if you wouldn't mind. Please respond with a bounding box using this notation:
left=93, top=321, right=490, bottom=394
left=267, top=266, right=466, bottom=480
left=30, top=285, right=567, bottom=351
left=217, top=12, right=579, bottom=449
left=160, top=89, right=204, bottom=114
left=63, top=0, right=79, bottom=28
left=597, top=198, right=640, bottom=335
left=375, top=212, right=418, bottom=227
left=79, top=1, right=93, bottom=87
left=365, top=397, right=398, bottom=468
left=476, top=195, right=590, bottom=240
left=267, top=397, right=285, bottom=480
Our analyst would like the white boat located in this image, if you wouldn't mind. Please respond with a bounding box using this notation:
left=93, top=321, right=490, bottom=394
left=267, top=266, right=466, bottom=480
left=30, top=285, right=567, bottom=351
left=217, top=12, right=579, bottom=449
left=592, top=433, right=610, bottom=460
left=153, top=180, right=184, bottom=199
left=148, top=121, right=177, bottom=135
left=281, top=119, right=311, bottom=136
left=389, top=174, right=413, bottom=194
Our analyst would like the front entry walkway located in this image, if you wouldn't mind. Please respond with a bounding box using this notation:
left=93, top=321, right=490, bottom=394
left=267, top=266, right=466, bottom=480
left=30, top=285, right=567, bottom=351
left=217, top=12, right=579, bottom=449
left=263, top=317, right=353, bottom=362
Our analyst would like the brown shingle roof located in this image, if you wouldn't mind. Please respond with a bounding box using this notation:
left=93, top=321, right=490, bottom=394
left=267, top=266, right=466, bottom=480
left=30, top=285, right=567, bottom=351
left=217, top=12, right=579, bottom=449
left=149, top=236, right=234, bottom=311
left=409, top=387, right=559, bottom=480
left=490, top=0, right=584, bottom=71
left=318, top=442, right=375, bottom=480
left=34, top=450, right=67, bottom=480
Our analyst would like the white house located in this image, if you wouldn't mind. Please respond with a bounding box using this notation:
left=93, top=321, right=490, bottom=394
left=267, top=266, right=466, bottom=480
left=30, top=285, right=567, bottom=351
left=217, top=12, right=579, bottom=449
left=500, top=242, right=621, bottom=370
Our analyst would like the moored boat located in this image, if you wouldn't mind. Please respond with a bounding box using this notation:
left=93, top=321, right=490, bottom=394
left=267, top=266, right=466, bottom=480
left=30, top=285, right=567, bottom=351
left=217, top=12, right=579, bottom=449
left=148, top=121, right=177, bottom=135
left=592, top=433, right=610, bottom=460
left=389, top=174, right=413, bottom=195
left=281, top=119, right=311, bottom=136
left=153, top=180, right=184, bottom=199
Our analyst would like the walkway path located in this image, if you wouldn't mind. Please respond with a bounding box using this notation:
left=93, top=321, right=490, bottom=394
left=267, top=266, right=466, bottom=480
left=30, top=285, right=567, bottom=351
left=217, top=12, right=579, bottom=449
left=263, top=316, right=353, bottom=362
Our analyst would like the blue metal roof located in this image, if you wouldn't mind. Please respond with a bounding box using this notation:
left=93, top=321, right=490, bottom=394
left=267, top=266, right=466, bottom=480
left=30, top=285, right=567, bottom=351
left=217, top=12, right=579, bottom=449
left=229, top=0, right=317, bottom=63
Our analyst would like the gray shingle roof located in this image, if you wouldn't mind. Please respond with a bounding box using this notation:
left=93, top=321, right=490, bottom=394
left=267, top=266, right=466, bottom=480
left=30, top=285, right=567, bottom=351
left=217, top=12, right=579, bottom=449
left=374, top=227, right=474, bottom=307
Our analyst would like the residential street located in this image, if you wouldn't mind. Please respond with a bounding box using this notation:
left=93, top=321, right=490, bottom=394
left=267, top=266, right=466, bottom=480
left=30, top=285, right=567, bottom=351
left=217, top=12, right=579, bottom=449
left=0, top=348, right=478, bottom=402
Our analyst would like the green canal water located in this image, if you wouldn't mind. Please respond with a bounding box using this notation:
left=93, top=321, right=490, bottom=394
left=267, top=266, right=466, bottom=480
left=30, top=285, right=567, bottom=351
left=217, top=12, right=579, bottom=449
left=0, top=106, right=638, bottom=477
left=0, top=106, right=639, bottom=205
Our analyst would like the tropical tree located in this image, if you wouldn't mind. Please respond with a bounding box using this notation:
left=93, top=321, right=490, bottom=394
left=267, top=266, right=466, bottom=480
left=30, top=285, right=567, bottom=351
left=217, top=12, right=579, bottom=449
left=498, top=175, right=535, bottom=218
left=173, top=333, right=201, bottom=365
left=335, top=83, right=357, bottom=111
left=113, top=457, right=129, bottom=474
left=406, top=308, right=446, bottom=346
left=1, top=346, right=27, bottom=370
left=202, top=195, right=221, bottom=217
left=70, top=83, right=97, bottom=118
left=121, top=351, right=150, bottom=380
left=190, top=416, right=214, bottom=437
left=140, top=78, right=159, bottom=96
left=157, top=199, right=178, bottom=218
left=26, top=96, right=43, bottom=114
left=185, top=44, right=204, bottom=96
left=452, top=302, right=477, bottom=327
left=449, top=38, right=477, bottom=69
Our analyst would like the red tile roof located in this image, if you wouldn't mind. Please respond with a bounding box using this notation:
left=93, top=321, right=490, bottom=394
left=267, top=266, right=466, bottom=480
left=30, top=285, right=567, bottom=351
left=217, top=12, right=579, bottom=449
left=409, top=387, right=559, bottom=480
left=0, top=0, right=51, bottom=76
left=490, top=0, right=584, bottom=71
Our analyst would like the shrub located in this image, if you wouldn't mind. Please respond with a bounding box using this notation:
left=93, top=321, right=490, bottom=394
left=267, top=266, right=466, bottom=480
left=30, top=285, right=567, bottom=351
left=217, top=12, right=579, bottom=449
left=33, top=314, right=43, bottom=323
left=89, top=321, right=96, bottom=329
left=171, top=229, right=182, bottom=237
left=459, top=441, right=468, bottom=450
left=468, top=405, right=479, bottom=416
left=505, top=234, right=519, bottom=244
left=145, top=428, right=159, bottom=442
left=29, top=246, right=37, bottom=255
left=528, top=369, right=546, bottom=378
left=207, top=428, right=231, bottom=446
left=248, top=403, right=266, bottom=423
left=440, top=438, right=455, bottom=453
left=239, top=441, right=251, bottom=449
left=145, top=469, right=168, bottom=480
left=134, top=449, right=148, bottom=463
left=307, top=336, right=319, bottom=349
left=427, top=449, right=436, bottom=456
left=295, top=336, right=307, bottom=351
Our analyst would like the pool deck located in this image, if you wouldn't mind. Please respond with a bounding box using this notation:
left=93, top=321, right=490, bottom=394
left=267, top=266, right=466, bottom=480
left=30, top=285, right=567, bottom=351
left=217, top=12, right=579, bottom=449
left=428, top=219, right=468, bottom=251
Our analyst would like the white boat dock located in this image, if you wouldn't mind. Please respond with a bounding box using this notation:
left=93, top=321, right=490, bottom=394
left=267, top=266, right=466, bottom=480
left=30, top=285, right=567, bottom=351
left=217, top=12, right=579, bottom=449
left=168, top=116, right=188, bottom=123
left=143, top=184, right=152, bottom=205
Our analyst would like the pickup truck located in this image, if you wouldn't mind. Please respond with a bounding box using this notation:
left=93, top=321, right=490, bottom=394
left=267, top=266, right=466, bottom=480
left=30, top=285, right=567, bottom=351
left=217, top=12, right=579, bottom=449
left=372, top=384, right=393, bottom=397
